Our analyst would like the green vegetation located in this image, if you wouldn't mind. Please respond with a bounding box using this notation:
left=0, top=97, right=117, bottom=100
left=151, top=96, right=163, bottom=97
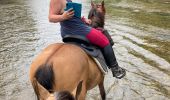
left=94, top=0, right=170, bottom=29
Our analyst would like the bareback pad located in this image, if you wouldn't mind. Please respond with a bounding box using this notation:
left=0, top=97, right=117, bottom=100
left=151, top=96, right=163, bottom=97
left=62, top=35, right=108, bottom=74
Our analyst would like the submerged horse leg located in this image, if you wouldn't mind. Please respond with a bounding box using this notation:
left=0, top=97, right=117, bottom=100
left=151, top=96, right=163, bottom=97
left=99, top=77, right=106, bottom=100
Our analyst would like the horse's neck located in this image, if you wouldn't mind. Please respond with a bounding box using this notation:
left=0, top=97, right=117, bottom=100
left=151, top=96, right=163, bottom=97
left=91, top=16, right=105, bottom=28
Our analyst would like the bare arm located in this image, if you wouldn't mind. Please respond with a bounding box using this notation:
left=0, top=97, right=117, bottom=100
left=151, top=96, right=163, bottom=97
left=48, top=0, right=74, bottom=23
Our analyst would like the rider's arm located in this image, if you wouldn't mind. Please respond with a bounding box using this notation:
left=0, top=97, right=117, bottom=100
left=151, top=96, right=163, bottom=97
left=48, top=0, right=74, bottom=23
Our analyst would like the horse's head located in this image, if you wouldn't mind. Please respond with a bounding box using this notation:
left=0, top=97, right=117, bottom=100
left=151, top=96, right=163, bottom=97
left=88, top=0, right=105, bottom=28
left=33, top=79, right=83, bottom=100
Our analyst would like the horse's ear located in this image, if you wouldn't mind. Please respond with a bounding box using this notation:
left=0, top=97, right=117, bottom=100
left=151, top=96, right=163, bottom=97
left=101, top=0, right=104, bottom=7
left=91, top=0, right=95, bottom=8
left=75, top=81, right=83, bottom=99
left=101, top=0, right=106, bottom=14
left=72, top=81, right=83, bottom=100
left=36, top=81, right=52, bottom=100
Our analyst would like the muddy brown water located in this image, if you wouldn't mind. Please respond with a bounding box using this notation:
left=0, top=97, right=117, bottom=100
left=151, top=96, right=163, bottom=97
left=0, top=0, right=169, bottom=100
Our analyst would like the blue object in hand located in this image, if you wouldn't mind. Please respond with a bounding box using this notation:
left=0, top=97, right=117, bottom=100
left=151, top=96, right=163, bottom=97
left=65, top=2, right=82, bottom=18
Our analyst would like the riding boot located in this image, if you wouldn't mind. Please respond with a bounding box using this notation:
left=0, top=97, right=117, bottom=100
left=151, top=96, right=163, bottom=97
left=101, top=44, right=126, bottom=79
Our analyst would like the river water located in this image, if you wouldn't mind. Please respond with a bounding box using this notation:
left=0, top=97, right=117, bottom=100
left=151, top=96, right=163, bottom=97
left=0, top=0, right=169, bottom=100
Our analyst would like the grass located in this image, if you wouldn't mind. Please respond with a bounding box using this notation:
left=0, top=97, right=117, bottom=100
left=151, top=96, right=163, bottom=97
left=94, top=0, right=170, bottom=29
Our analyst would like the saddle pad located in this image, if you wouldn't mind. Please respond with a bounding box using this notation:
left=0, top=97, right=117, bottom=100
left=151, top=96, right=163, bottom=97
left=62, top=35, right=108, bottom=75
left=78, top=44, right=108, bottom=74
left=92, top=57, right=108, bottom=75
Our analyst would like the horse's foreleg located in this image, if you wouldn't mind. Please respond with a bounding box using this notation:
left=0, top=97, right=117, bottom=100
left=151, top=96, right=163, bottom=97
left=99, top=79, right=106, bottom=100
left=78, top=84, right=87, bottom=100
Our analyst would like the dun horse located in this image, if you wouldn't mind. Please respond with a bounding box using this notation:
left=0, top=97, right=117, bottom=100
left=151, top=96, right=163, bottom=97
left=29, top=1, right=106, bottom=100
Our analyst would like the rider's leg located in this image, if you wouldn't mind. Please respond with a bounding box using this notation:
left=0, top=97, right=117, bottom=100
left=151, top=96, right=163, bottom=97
left=86, top=28, right=126, bottom=79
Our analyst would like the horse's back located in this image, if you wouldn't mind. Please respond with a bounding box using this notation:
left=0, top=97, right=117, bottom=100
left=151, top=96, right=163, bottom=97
left=29, top=43, right=64, bottom=81
left=54, top=44, right=103, bottom=90
left=30, top=43, right=89, bottom=91
left=51, top=44, right=103, bottom=93
left=51, top=44, right=90, bottom=91
left=30, top=43, right=103, bottom=97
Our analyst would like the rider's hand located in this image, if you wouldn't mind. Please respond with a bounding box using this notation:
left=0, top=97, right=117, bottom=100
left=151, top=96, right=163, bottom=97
left=85, top=19, right=92, bottom=25
left=81, top=16, right=92, bottom=25
left=62, top=8, right=74, bottom=20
